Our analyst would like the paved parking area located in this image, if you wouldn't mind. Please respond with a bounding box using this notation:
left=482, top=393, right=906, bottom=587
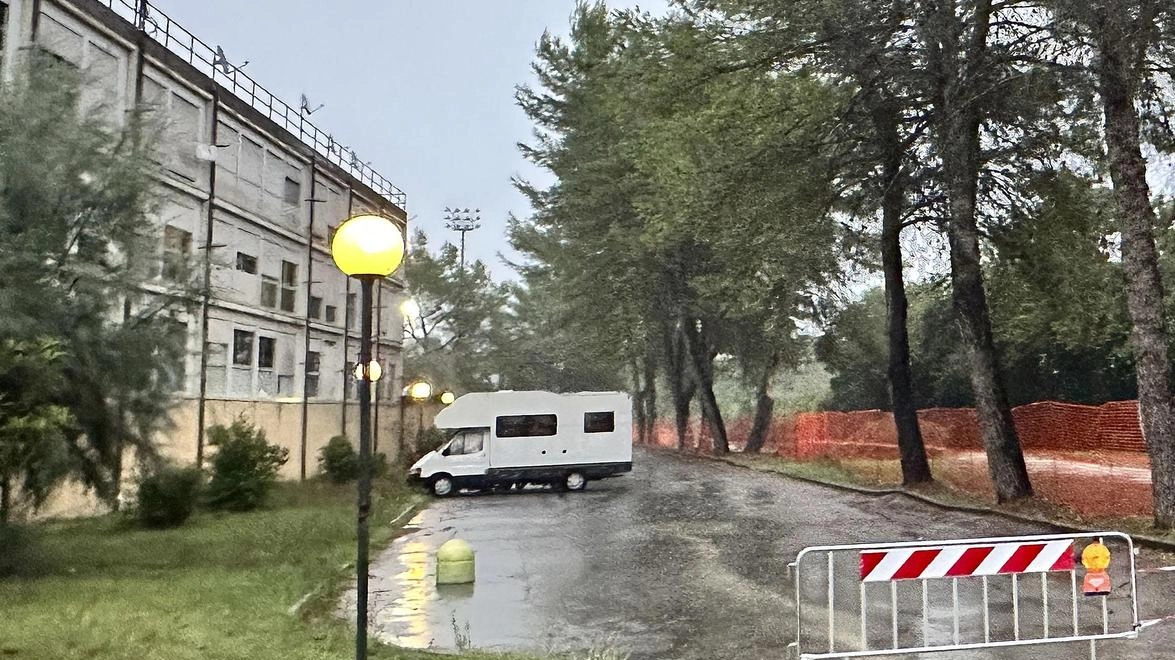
left=341, top=447, right=1175, bottom=659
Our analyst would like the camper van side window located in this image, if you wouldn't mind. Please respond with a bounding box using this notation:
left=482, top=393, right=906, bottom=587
left=584, top=411, right=615, bottom=433
left=496, top=414, right=557, bottom=438
left=445, top=435, right=464, bottom=456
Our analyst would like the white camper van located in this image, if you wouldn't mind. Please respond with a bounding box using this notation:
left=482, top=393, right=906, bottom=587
left=408, top=391, right=633, bottom=496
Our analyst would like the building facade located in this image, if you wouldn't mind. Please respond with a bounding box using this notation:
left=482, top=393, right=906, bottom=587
left=0, top=0, right=409, bottom=505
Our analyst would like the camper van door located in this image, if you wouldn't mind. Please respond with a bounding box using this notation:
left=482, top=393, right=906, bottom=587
left=441, top=428, right=490, bottom=477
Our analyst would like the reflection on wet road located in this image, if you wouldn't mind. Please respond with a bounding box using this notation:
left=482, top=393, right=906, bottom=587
left=341, top=447, right=1175, bottom=659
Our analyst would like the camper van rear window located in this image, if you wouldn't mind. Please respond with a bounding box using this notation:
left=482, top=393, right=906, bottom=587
left=496, top=414, right=558, bottom=438
left=584, top=411, right=615, bottom=433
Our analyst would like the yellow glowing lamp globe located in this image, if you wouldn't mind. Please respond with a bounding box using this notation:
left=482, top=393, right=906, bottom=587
left=406, top=381, right=432, bottom=401
left=439, top=391, right=456, bottom=405
left=1082, top=542, right=1111, bottom=571
left=353, top=360, right=382, bottom=382
left=330, top=214, right=404, bottom=277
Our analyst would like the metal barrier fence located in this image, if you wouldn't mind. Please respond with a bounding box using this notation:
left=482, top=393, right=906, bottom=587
left=87, top=0, right=407, bottom=208
left=790, top=532, right=1141, bottom=659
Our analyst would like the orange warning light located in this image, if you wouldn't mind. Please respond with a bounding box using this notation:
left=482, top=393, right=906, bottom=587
left=1081, top=541, right=1111, bottom=596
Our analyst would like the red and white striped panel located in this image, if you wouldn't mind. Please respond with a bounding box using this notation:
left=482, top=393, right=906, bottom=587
left=860, top=540, right=1075, bottom=582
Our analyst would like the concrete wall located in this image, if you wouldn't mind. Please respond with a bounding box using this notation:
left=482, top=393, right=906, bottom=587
left=30, top=396, right=428, bottom=519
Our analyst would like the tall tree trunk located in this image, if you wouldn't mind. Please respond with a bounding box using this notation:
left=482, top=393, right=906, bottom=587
left=664, top=322, right=695, bottom=450
left=642, top=350, right=657, bottom=445
left=631, top=359, right=648, bottom=445
left=682, top=316, right=729, bottom=454
left=111, top=430, right=124, bottom=512
left=1095, top=15, right=1175, bottom=528
left=743, top=352, right=778, bottom=453
left=874, top=112, right=933, bottom=486
left=1, top=477, right=10, bottom=524
left=922, top=0, right=1032, bottom=502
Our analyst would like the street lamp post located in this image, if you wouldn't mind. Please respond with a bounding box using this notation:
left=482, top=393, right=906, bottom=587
left=330, top=214, right=404, bottom=660
left=442, top=206, right=481, bottom=271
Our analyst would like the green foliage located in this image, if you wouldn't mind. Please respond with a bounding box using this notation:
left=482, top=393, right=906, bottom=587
left=508, top=3, right=848, bottom=440
left=815, top=290, right=892, bottom=411
left=0, top=53, right=190, bottom=511
left=205, top=419, right=289, bottom=511
left=0, top=338, right=74, bottom=520
left=400, top=426, right=446, bottom=471
left=817, top=173, right=1139, bottom=410
left=402, top=231, right=510, bottom=392
left=986, top=171, right=1135, bottom=404
left=318, top=436, right=359, bottom=483
left=136, top=465, right=203, bottom=528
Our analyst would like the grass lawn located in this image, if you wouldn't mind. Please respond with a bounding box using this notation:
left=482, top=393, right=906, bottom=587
left=0, top=479, right=528, bottom=660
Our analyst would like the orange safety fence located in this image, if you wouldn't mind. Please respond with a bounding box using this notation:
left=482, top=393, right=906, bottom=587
left=642, top=400, right=1154, bottom=517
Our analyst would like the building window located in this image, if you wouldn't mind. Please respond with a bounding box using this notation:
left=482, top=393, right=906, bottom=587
left=240, top=138, right=263, bottom=185
left=162, top=225, right=191, bottom=282
left=283, top=176, right=301, bottom=206
left=495, top=414, right=558, bottom=438
left=309, top=296, right=322, bottom=319
left=325, top=305, right=337, bottom=324
left=346, top=293, right=356, bottom=328
left=232, top=330, right=253, bottom=366
left=280, top=260, right=297, bottom=312
left=261, top=275, right=278, bottom=308
left=305, top=350, right=320, bottom=398
left=584, top=411, right=615, bottom=433
left=258, top=336, right=275, bottom=369
left=235, top=251, right=257, bottom=274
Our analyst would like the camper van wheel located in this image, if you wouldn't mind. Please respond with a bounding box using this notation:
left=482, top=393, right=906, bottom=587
left=431, top=475, right=455, bottom=497
left=565, top=472, right=587, bottom=492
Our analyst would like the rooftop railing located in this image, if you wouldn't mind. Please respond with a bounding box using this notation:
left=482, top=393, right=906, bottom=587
left=92, top=0, right=407, bottom=208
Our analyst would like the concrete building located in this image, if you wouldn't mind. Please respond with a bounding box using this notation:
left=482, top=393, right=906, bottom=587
left=0, top=0, right=411, bottom=510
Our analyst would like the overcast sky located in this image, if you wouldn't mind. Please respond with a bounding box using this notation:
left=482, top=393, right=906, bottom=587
left=147, top=0, right=651, bottom=280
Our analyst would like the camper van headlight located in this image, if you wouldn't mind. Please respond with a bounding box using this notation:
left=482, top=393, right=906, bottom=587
left=409, top=467, right=421, bottom=477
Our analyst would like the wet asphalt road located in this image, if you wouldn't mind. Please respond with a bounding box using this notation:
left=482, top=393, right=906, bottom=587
left=344, top=447, right=1175, bottom=659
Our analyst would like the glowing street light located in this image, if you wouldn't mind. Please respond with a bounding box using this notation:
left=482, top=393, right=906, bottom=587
left=352, top=361, right=382, bottom=382
left=330, top=213, right=404, bottom=660
left=405, top=380, right=432, bottom=401
left=400, top=297, right=420, bottom=318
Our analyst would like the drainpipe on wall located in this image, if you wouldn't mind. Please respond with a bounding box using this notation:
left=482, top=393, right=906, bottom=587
left=298, top=157, right=319, bottom=481
left=340, top=190, right=354, bottom=438
left=194, top=89, right=220, bottom=468
left=29, top=0, right=41, bottom=40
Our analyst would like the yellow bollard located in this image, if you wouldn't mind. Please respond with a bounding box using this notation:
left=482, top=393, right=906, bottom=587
left=436, top=539, right=475, bottom=585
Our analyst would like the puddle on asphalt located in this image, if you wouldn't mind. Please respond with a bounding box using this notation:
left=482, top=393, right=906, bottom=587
left=385, top=538, right=433, bottom=647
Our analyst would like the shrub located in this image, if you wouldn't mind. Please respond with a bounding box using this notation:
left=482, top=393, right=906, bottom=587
left=136, top=465, right=203, bottom=528
left=318, top=436, right=392, bottom=483
left=0, top=523, right=43, bottom=577
left=205, top=418, right=289, bottom=511
left=319, top=436, right=359, bottom=483
left=398, top=426, right=445, bottom=471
